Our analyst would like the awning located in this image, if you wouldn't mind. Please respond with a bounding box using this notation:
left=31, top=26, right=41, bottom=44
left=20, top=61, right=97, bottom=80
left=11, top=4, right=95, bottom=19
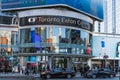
left=92, top=56, right=120, bottom=60
left=16, top=53, right=93, bottom=58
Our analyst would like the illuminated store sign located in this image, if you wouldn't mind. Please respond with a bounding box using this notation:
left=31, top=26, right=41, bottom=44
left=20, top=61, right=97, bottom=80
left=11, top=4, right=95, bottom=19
left=20, top=15, right=93, bottom=32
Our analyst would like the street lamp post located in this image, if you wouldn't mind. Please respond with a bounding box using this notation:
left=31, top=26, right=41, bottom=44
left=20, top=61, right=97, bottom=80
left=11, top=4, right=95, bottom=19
left=119, top=67, right=120, bottom=80
left=103, top=53, right=108, bottom=67
left=101, top=38, right=107, bottom=67
left=99, top=53, right=101, bottom=68
left=118, top=63, right=120, bottom=80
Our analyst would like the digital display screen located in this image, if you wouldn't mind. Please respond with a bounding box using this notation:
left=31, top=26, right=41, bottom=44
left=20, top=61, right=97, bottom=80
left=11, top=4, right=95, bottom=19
left=30, top=28, right=42, bottom=52
left=2, top=0, right=103, bottom=20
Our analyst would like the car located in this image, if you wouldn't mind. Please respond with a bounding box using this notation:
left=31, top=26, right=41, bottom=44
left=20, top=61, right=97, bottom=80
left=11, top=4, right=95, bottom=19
left=84, top=68, right=116, bottom=78
left=40, top=68, right=75, bottom=79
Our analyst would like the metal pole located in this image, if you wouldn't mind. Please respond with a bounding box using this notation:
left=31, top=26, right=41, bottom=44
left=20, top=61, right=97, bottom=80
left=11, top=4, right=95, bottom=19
left=12, top=49, right=13, bottom=72
left=114, top=57, right=115, bottom=72
left=119, top=65, right=120, bottom=80
left=99, top=53, right=101, bottom=68
left=119, top=70, right=120, bottom=80
left=118, top=60, right=120, bottom=80
left=105, top=58, right=107, bottom=67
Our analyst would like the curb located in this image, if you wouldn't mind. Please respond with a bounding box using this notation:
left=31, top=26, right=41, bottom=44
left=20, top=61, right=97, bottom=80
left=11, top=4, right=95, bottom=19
left=0, top=75, right=32, bottom=78
left=0, top=73, right=84, bottom=78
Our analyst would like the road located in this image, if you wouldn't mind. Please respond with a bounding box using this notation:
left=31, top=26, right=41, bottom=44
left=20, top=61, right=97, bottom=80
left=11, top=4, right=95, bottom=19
left=0, top=77, right=119, bottom=80
left=0, top=72, right=119, bottom=80
left=47, top=77, right=119, bottom=80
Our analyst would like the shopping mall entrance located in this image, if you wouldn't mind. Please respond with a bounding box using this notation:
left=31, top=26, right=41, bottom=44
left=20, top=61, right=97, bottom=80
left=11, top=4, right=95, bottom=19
left=18, top=53, right=92, bottom=72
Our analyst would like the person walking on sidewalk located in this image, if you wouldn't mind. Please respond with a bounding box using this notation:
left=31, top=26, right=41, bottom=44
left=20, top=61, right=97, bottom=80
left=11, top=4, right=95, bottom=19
left=25, top=68, right=29, bottom=75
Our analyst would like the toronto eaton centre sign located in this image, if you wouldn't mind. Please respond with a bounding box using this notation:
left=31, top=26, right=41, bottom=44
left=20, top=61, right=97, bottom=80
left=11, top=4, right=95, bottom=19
left=20, top=15, right=93, bottom=32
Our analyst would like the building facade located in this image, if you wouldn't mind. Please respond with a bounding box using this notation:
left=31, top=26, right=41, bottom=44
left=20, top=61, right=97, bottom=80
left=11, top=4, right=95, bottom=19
left=90, top=0, right=120, bottom=69
left=0, top=0, right=104, bottom=71
left=0, top=13, right=18, bottom=71
left=92, top=33, right=120, bottom=68
left=103, top=0, right=120, bottom=34
left=18, top=7, right=94, bottom=70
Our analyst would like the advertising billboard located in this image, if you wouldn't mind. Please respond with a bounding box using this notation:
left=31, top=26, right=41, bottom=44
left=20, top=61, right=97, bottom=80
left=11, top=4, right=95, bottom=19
left=2, top=0, right=103, bottom=20
left=92, top=36, right=120, bottom=58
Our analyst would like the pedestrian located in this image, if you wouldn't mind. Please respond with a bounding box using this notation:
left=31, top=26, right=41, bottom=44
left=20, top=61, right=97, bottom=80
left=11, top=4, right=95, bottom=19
left=74, top=67, right=77, bottom=73
left=25, top=68, right=29, bottom=75
left=22, top=66, right=26, bottom=74
left=20, top=66, right=23, bottom=74
left=32, top=66, right=36, bottom=74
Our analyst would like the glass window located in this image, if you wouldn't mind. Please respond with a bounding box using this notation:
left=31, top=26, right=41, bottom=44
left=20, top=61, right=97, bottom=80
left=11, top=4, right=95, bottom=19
left=11, top=31, right=18, bottom=45
left=20, top=26, right=91, bottom=54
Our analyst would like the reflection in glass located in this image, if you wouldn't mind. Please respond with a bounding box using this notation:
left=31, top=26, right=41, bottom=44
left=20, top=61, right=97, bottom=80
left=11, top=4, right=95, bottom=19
left=20, top=26, right=91, bottom=55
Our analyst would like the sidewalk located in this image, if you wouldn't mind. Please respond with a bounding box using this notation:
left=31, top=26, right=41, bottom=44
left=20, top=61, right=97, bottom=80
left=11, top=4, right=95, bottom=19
left=0, top=72, right=81, bottom=78
left=0, top=72, right=81, bottom=77
left=0, top=72, right=28, bottom=77
left=1, top=72, right=119, bottom=78
left=0, top=72, right=41, bottom=78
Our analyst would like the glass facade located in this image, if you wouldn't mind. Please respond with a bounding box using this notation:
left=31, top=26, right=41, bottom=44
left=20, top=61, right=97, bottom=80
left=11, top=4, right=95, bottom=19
left=0, top=30, right=18, bottom=53
left=20, top=26, right=91, bottom=54
left=0, top=29, right=19, bottom=69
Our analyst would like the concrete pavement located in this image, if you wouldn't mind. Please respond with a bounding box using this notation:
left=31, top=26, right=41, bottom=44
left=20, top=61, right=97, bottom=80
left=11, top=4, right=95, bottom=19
left=0, top=72, right=119, bottom=78
left=0, top=72, right=32, bottom=78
